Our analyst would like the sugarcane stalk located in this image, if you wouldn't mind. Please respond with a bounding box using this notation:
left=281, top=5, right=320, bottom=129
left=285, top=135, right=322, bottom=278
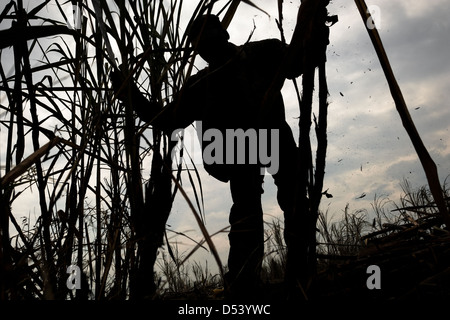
left=0, top=138, right=62, bottom=188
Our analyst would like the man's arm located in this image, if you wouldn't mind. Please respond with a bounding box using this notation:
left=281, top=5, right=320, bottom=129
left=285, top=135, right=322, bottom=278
left=111, top=69, right=202, bottom=134
left=110, top=69, right=164, bottom=122
left=285, top=0, right=335, bottom=78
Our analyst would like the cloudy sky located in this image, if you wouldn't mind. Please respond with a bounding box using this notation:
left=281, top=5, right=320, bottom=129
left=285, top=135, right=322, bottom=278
left=167, top=0, right=450, bottom=270
left=2, top=1, right=449, bottom=275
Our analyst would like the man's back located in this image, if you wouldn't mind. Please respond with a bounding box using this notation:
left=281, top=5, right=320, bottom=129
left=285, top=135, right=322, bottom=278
left=186, top=39, right=289, bottom=130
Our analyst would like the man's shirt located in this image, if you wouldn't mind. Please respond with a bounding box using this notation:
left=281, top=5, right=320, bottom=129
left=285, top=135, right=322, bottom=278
left=134, top=39, right=300, bottom=181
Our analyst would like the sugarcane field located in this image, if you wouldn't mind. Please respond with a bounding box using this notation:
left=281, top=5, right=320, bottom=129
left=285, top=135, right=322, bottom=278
left=1, top=0, right=449, bottom=309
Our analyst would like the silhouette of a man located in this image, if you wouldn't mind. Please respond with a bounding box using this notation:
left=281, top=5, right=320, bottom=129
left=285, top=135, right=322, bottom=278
left=112, top=14, right=327, bottom=298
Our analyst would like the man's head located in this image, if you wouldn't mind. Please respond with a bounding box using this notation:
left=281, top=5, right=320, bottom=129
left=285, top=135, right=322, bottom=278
left=188, top=14, right=230, bottom=64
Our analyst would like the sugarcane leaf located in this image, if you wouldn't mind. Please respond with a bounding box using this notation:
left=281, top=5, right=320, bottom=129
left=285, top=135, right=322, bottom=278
left=0, top=25, right=76, bottom=49
left=221, top=0, right=269, bottom=30
left=28, top=0, right=51, bottom=18
left=0, top=1, right=15, bottom=23
left=92, top=0, right=117, bottom=68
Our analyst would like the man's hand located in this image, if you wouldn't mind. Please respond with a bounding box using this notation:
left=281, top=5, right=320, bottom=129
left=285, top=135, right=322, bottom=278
left=110, top=68, right=131, bottom=102
left=110, top=66, right=163, bottom=124
left=110, top=66, right=143, bottom=103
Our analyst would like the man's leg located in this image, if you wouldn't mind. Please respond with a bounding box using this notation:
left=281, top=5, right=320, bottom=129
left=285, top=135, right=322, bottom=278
left=226, top=165, right=264, bottom=298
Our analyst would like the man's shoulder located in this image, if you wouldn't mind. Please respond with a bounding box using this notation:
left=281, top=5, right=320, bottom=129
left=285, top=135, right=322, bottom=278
left=185, top=67, right=210, bottom=86
left=240, top=38, right=286, bottom=60
left=241, top=38, right=285, bottom=51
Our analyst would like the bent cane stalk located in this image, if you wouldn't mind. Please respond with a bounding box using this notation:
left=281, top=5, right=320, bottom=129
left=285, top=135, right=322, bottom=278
left=0, top=137, right=61, bottom=187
